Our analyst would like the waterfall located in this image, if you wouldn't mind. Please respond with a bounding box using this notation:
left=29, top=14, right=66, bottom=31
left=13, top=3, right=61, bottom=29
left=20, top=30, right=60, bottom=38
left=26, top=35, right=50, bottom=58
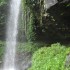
left=3, top=0, right=21, bottom=70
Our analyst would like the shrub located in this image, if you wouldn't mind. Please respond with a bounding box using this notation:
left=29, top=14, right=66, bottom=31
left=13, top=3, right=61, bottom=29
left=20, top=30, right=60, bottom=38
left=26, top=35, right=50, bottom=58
left=29, top=43, right=70, bottom=70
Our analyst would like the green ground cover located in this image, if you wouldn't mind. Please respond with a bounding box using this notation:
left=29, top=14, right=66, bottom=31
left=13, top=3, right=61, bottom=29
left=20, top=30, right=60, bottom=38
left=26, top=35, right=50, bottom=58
left=29, top=43, right=70, bottom=70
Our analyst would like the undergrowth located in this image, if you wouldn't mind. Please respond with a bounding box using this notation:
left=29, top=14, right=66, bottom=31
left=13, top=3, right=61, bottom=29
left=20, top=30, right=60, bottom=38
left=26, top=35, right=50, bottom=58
left=17, top=42, right=48, bottom=53
left=29, top=43, right=70, bottom=70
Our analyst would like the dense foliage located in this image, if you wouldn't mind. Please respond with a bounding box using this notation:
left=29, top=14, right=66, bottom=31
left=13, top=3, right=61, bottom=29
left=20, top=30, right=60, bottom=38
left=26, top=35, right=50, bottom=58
left=29, top=43, right=70, bottom=70
left=0, top=0, right=70, bottom=70
left=43, top=1, right=70, bottom=42
left=0, top=0, right=7, bottom=40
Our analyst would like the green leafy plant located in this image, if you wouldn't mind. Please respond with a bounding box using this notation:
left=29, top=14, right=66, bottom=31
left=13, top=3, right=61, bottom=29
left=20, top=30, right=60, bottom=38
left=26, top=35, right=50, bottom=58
left=29, top=43, right=70, bottom=70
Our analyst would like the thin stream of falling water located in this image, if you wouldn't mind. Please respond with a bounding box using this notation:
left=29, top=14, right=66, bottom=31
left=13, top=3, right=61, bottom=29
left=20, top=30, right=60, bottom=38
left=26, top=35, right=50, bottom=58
left=3, top=0, right=21, bottom=70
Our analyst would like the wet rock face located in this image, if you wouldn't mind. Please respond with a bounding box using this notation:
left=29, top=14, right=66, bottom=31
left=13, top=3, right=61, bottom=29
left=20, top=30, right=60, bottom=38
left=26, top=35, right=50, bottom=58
left=44, top=0, right=58, bottom=10
left=44, top=0, right=70, bottom=10
left=41, top=0, right=70, bottom=42
left=16, top=52, right=32, bottom=70
left=58, top=0, right=69, bottom=3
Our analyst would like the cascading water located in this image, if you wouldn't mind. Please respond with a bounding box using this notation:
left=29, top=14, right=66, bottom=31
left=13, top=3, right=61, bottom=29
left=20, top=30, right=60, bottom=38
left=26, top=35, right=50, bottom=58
left=3, top=0, right=21, bottom=70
